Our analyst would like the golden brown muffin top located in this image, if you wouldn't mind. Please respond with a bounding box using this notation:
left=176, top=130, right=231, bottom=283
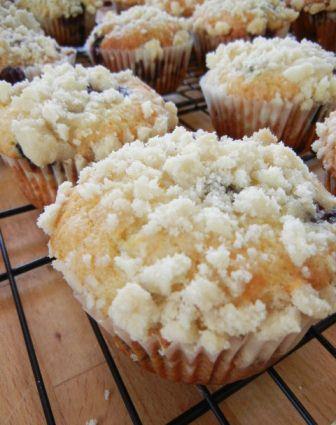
left=202, top=37, right=336, bottom=110
left=87, top=6, right=191, bottom=52
left=192, top=0, right=298, bottom=37
left=0, top=63, right=177, bottom=166
left=38, top=127, right=336, bottom=354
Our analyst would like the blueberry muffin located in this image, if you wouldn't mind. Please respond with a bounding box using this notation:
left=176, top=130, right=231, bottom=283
left=313, top=111, right=336, bottom=194
left=0, top=3, right=76, bottom=84
left=16, top=0, right=104, bottom=46
left=191, top=0, right=298, bottom=65
left=0, top=63, right=177, bottom=207
left=38, top=127, right=336, bottom=385
left=286, top=0, right=336, bottom=52
left=111, top=0, right=144, bottom=13
left=201, top=37, right=336, bottom=152
left=86, top=6, right=193, bottom=94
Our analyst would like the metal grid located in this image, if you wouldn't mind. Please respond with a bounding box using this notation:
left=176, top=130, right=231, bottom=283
left=0, top=66, right=335, bottom=425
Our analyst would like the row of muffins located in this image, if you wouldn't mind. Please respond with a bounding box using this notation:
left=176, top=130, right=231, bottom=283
left=1, top=1, right=336, bottom=387
left=10, top=0, right=336, bottom=54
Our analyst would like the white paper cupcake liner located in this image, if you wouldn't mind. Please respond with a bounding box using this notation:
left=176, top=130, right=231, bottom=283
left=200, top=79, right=333, bottom=153
left=193, top=24, right=291, bottom=67
left=93, top=41, right=193, bottom=94
left=291, top=11, right=336, bottom=52
left=2, top=155, right=87, bottom=208
left=75, top=290, right=316, bottom=385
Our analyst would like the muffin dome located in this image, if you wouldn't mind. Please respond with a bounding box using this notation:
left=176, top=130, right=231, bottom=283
left=286, top=0, right=336, bottom=14
left=145, top=0, right=204, bottom=17
left=87, top=6, right=191, bottom=54
left=38, top=127, right=336, bottom=356
left=192, top=0, right=298, bottom=38
left=202, top=37, right=336, bottom=111
left=314, top=111, right=336, bottom=175
left=0, top=63, right=177, bottom=167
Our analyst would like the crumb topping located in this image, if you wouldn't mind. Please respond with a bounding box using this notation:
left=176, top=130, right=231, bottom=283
left=203, top=37, right=336, bottom=110
left=145, top=0, right=204, bottom=17
left=0, top=2, right=42, bottom=32
left=16, top=0, right=103, bottom=20
left=313, top=111, right=336, bottom=176
left=38, top=127, right=336, bottom=354
left=192, top=0, right=298, bottom=37
left=87, top=6, right=191, bottom=53
left=0, top=24, right=75, bottom=70
left=0, top=63, right=177, bottom=166
left=286, top=0, right=336, bottom=14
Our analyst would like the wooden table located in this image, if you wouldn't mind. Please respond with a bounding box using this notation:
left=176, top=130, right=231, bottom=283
left=0, top=70, right=335, bottom=425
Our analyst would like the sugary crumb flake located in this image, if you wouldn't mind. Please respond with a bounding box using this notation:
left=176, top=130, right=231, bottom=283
left=39, top=127, right=336, bottom=353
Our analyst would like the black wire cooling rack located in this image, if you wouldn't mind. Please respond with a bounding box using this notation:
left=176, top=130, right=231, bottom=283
left=0, top=66, right=335, bottom=425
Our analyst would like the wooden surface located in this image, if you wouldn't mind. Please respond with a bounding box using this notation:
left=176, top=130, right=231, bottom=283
left=1, top=89, right=336, bottom=425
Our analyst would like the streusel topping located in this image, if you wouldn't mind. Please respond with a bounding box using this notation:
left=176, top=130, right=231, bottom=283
left=38, top=127, right=336, bottom=354
left=313, top=112, right=336, bottom=175
left=286, top=0, right=336, bottom=14
left=0, top=63, right=177, bottom=166
left=145, top=0, right=204, bottom=17
left=192, top=0, right=298, bottom=37
left=16, top=0, right=103, bottom=20
left=87, top=6, right=191, bottom=53
left=0, top=24, right=75, bottom=71
left=0, top=2, right=42, bottom=32
left=203, top=37, right=336, bottom=110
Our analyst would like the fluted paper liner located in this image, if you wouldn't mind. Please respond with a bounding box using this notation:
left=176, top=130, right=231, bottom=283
left=201, top=78, right=333, bottom=153
left=91, top=41, right=193, bottom=94
left=74, top=290, right=316, bottom=385
left=2, top=155, right=88, bottom=209
left=291, top=11, right=336, bottom=53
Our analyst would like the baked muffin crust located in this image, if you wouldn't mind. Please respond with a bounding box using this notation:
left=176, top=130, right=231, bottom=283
left=192, top=0, right=298, bottom=37
left=38, top=127, right=336, bottom=354
left=87, top=6, right=191, bottom=53
left=286, top=0, right=336, bottom=14
left=145, top=0, right=204, bottom=17
left=0, top=63, right=177, bottom=166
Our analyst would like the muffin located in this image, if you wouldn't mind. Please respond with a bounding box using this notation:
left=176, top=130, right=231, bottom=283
left=191, top=0, right=298, bottom=65
left=313, top=111, right=336, bottom=194
left=16, top=0, right=104, bottom=46
left=200, top=37, right=336, bottom=153
left=144, top=0, right=204, bottom=17
left=0, top=4, right=76, bottom=84
left=286, top=0, right=336, bottom=52
left=38, top=127, right=336, bottom=385
left=86, top=6, right=193, bottom=94
left=0, top=63, right=178, bottom=208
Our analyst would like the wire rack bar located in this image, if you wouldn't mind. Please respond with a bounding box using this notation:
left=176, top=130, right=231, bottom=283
left=0, top=204, right=35, bottom=219
left=87, top=315, right=143, bottom=425
left=197, top=385, right=230, bottom=425
left=0, top=229, right=55, bottom=425
left=0, top=256, right=52, bottom=283
left=310, top=330, right=336, bottom=358
left=268, top=368, right=317, bottom=425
